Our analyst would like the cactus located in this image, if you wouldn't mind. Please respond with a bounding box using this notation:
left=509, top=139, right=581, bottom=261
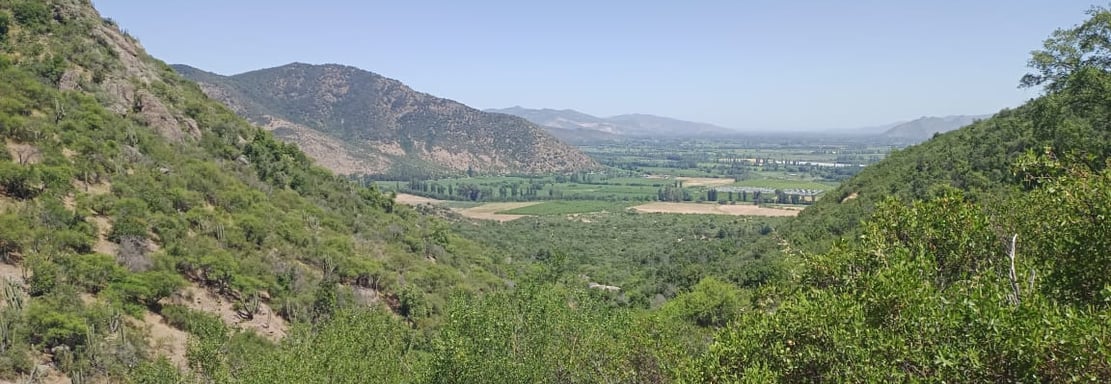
left=4, top=279, right=23, bottom=311
left=108, top=309, right=121, bottom=334
left=70, top=370, right=86, bottom=384
left=237, top=294, right=261, bottom=320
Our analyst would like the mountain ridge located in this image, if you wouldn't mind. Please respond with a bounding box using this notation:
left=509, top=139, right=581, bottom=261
left=880, top=114, right=992, bottom=139
left=175, top=64, right=597, bottom=176
left=486, top=106, right=735, bottom=137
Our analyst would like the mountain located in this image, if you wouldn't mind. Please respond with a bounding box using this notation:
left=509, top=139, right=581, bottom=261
left=487, top=106, right=735, bottom=137
left=174, top=64, right=597, bottom=176
left=0, top=0, right=507, bottom=380
left=486, top=106, right=622, bottom=134
left=880, top=114, right=991, bottom=140
left=3, top=0, right=1109, bottom=381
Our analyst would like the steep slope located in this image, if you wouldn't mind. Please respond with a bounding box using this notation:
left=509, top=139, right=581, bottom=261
left=0, top=0, right=506, bottom=380
left=487, top=106, right=735, bottom=137
left=791, top=78, right=1111, bottom=250
left=881, top=114, right=991, bottom=140
left=175, top=64, right=597, bottom=176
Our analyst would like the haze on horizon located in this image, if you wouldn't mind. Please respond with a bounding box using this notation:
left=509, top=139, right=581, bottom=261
left=94, top=0, right=1094, bottom=131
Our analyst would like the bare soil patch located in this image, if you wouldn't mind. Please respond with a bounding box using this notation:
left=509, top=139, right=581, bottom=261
left=5, top=141, right=41, bottom=165
left=0, top=263, right=26, bottom=287
left=136, top=311, right=189, bottom=369
left=168, top=284, right=288, bottom=341
left=73, top=179, right=112, bottom=196
left=841, top=192, right=859, bottom=203
left=632, top=202, right=800, bottom=217
left=89, top=216, right=118, bottom=256
left=394, top=193, right=445, bottom=206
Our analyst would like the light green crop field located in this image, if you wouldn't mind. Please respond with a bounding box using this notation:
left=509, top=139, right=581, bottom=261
left=497, top=200, right=635, bottom=215
left=730, top=179, right=834, bottom=190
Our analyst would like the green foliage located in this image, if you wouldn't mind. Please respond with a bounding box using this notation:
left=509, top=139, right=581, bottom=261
left=0, top=13, right=8, bottom=41
left=1016, top=153, right=1111, bottom=305
left=160, top=304, right=225, bottom=340
left=27, top=256, right=58, bottom=297
left=26, top=293, right=87, bottom=349
left=662, top=277, right=747, bottom=327
left=228, top=308, right=418, bottom=384
left=702, top=187, right=1111, bottom=381
left=104, top=271, right=184, bottom=313
left=429, top=285, right=663, bottom=383
left=10, top=1, right=49, bottom=29
left=128, top=357, right=190, bottom=384
left=396, top=284, right=429, bottom=320
left=455, top=212, right=787, bottom=306
left=1021, top=5, right=1111, bottom=92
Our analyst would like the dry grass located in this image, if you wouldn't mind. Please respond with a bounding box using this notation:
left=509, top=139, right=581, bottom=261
left=841, top=192, right=859, bottom=203
left=5, top=141, right=41, bottom=165
left=135, top=311, right=190, bottom=369
left=632, top=202, right=800, bottom=217
left=394, top=193, right=444, bottom=206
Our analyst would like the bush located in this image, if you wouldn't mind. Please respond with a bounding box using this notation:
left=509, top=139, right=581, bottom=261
left=11, top=2, right=49, bottom=28
left=27, top=300, right=87, bottom=349
left=160, top=304, right=226, bottom=340
left=0, top=13, right=10, bottom=40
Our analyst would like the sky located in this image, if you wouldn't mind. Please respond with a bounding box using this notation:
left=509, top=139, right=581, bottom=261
left=94, top=1, right=1097, bottom=131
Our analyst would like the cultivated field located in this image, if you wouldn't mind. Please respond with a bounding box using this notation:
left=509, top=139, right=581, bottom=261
left=457, top=202, right=541, bottom=222
left=394, top=193, right=442, bottom=205
left=675, top=176, right=736, bottom=187
left=498, top=200, right=634, bottom=216
left=631, top=202, right=800, bottom=217
left=394, top=193, right=540, bottom=221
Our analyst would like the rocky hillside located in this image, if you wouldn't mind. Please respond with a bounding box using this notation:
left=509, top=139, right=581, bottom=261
left=175, top=64, right=597, bottom=176
left=0, top=0, right=507, bottom=380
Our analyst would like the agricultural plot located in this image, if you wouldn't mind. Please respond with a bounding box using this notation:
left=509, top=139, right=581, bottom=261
left=631, top=202, right=800, bottom=217
left=498, top=201, right=635, bottom=216
left=366, top=136, right=892, bottom=209
left=393, top=193, right=539, bottom=221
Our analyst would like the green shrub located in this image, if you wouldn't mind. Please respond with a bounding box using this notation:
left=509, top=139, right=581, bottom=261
left=160, top=304, right=226, bottom=340
left=10, top=2, right=48, bottom=28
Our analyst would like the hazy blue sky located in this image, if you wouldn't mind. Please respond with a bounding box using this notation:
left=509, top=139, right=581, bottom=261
left=94, top=1, right=1095, bottom=130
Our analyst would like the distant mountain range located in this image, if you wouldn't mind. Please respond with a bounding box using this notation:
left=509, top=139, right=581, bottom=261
left=879, top=115, right=992, bottom=140
left=174, top=64, right=597, bottom=176
left=486, top=107, right=735, bottom=138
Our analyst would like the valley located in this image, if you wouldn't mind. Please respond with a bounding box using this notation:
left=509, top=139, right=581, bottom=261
left=0, top=0, right=1108, bottom=382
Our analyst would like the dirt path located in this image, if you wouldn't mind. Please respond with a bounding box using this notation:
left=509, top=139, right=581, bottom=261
left=632, top=202, right=800, bottom=217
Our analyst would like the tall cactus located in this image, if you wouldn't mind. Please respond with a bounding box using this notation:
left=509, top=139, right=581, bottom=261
left=4, top=279, right=22, bottom=311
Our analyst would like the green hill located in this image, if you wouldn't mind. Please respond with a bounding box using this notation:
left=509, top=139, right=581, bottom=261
left=174, top=64, right=598, bottom=177
left=0, top=0, right=1110, bottom=382
left=0, top=0, right=508, bottom=380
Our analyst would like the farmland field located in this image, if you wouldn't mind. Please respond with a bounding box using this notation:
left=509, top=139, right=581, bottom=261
left=631, top=202, right=800, bottom=217
left=498, top=201, right=635, bottom=216
left=363, top=135, right=897, bottom=216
